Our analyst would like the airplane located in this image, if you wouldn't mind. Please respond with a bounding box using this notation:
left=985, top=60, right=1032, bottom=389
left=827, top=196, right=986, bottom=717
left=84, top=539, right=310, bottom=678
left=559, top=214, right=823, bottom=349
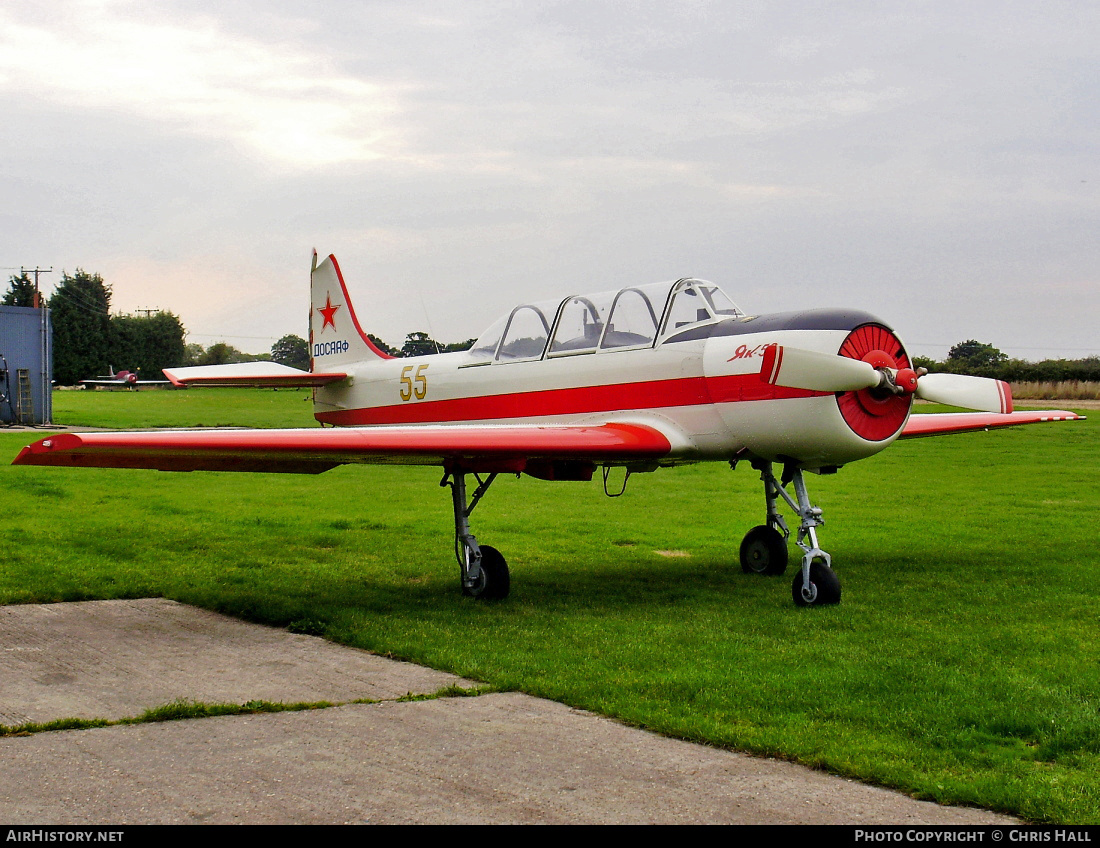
left=14, top=252, right=1085, bottom=606
left=81, top=366, right=170, bottom=389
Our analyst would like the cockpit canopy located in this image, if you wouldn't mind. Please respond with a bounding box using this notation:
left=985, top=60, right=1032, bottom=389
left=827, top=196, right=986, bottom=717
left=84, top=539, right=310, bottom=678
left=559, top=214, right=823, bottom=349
left=470, top=278, right=743, bottom=364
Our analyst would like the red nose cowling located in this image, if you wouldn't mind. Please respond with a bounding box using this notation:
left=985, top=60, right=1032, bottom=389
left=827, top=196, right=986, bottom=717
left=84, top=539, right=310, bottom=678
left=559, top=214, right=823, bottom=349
left=836, top=325, right=912, bottom=442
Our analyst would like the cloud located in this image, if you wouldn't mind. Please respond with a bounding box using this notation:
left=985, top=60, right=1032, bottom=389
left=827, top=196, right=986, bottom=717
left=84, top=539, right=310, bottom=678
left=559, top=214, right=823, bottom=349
left=0, top=0, right=405, bottom=167
left=0, top=2, right=1096, bottom=359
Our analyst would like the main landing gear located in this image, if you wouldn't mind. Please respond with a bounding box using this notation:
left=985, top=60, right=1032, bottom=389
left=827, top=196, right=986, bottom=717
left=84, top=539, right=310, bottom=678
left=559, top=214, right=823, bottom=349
left=737, top=460, right=841, bottom=607
left=442, top=459, right=837, bottom=606
left=442, top=467, right=510, bottom=600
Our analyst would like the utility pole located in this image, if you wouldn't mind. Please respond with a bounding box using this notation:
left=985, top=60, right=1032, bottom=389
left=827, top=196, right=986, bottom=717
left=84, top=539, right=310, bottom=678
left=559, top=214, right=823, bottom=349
left=19, top=266, right=53, bottom=309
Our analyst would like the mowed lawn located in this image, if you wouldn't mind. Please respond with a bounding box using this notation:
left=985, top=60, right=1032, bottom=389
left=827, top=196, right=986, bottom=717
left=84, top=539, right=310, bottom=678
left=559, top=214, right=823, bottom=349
left=4, top=389, right=1098, bottom=822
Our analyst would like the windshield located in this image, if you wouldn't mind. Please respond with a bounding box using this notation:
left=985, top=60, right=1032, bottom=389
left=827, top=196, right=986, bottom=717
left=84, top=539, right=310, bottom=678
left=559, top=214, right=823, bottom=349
left=470, top=278, right=742, bottom=363
left=659, top=279, right=743, bottom=339
left=470, top=299, right=558, bottom=362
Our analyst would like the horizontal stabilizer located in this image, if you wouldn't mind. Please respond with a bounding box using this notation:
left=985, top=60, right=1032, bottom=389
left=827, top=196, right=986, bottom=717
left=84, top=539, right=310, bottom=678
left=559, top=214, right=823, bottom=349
left=900, top=410, right=1084, bottom=439
left=12, top=422, right=673, bottom=474
left=162, top=362, right=347, bottom=388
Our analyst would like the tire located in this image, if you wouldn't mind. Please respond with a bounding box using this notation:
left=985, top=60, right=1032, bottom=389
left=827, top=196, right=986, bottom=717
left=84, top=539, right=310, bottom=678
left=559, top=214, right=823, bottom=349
left=462, top=545, right=510, bottom=600
left=739, top=525, right=789, bottom=575
left=792, top=560, right=841, bottom=606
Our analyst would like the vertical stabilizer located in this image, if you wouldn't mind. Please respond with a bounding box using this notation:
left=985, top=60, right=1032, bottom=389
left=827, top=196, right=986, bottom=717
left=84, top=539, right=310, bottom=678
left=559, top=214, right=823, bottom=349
left=309, top=252, right=395, bottom=369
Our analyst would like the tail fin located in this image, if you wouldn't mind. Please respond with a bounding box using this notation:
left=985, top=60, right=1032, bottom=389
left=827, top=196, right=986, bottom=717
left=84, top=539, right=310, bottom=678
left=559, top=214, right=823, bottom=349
left=309, top=251, right=395, bottom=369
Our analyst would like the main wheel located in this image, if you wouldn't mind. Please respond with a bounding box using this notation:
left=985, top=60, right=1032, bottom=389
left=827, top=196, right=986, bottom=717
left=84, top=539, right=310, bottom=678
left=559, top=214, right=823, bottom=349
left=739, top=525, right=789, bottom=575
left=462, top=545, right=510, bottom=600
left=792, top=561, right=841, bottom=606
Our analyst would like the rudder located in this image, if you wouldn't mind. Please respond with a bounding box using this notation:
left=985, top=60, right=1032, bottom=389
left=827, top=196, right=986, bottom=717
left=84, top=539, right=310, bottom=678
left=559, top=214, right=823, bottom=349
left=310, top=251, right=395, bottom=368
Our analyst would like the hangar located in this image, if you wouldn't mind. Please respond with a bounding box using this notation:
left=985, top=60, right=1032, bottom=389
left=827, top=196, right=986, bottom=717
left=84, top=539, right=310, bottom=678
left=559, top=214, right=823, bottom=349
left=0, top=304, right=52, bottom=425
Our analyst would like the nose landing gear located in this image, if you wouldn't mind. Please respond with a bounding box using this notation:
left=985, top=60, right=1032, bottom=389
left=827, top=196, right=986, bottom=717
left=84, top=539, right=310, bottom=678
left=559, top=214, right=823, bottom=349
left=738, top=460, right=841, bottom=606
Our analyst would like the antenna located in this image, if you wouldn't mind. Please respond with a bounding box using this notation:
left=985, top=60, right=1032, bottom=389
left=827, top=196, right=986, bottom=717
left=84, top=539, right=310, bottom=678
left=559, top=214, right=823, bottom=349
left=416, top=289, right=443, bottom=354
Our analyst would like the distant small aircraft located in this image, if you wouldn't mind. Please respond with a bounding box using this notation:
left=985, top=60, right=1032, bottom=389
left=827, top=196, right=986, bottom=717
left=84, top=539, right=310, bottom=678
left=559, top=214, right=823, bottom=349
left=17, top=252, right=1084, bottom=605
left=80, top=367, right=169, bottom=389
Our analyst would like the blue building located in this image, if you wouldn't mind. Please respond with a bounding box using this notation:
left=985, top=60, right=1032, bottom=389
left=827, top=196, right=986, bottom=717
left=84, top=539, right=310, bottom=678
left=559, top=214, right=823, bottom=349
left=0, top=305, right=53, bottom=425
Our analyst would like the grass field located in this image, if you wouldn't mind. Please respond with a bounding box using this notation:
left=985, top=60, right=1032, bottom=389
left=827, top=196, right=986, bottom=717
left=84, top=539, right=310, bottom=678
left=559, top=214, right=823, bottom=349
left=51, top=386, right=319, bottom=429
left=4, top=389, right=1098, bottom=822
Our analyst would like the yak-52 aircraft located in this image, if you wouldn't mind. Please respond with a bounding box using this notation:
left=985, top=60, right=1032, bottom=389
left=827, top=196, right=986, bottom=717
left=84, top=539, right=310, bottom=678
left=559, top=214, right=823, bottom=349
left=15, top=252, right=1084, bottom=605
left=81, top=366, right=169, bottom=389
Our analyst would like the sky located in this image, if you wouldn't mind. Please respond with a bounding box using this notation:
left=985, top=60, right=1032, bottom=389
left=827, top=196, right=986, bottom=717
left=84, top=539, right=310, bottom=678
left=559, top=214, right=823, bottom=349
left=1, top=0, right=1097, bottom=360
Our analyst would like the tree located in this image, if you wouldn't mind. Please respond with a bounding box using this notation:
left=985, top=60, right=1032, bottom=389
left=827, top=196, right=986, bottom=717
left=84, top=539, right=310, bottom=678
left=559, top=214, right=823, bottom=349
left=911, top=354, right=939, bottom=374
left=181, top=342, right=205, bottom=366
left=197, top=342, right=256, bottom=365
left=2, top=272, right=36, bottom=307
left=111, top=311, right=187, bottom=379
left=271, top=334, right=310, bottom=370
left=367, top=333, right=400, bottom=357
left=401, top=331, right=440, bottom=357
left=169, top=342, right=266, bottom=366
left=49, top=269, right=113, bottom=385
left=946, top=340, right=1008, bottom=372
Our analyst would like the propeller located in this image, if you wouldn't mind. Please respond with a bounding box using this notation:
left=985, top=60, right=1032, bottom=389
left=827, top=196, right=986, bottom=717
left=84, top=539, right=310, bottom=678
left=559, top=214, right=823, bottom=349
left=908, top=372, right=1012, bottom=413
left=760, top=344, right=1013, bottom=414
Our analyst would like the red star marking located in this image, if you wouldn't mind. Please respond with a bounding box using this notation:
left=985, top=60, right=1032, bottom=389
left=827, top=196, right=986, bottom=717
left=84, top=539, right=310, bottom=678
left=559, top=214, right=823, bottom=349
left=317, top=294, right=340, bottom=332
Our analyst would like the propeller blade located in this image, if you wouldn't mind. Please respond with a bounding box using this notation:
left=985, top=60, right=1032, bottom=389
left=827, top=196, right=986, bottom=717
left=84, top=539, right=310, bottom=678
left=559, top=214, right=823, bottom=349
left=914, top=374, right=1013, bottom=414
left=760, top=345, right=882, bottom=393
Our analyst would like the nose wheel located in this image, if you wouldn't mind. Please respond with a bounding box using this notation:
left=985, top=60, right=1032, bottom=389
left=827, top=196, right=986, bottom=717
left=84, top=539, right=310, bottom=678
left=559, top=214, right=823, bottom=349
left=460, top=543, right=510, bottom=600
left=792, top=559, right=841, bottom=606
left=740, top=460, right=841, bottom=606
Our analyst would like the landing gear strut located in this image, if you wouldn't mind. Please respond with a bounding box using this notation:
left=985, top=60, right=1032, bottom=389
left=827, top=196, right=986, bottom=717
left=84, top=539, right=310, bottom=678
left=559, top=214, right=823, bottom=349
left=739, top=460, right=841, bottom=606
left=442, top=467, right=510, bottom=600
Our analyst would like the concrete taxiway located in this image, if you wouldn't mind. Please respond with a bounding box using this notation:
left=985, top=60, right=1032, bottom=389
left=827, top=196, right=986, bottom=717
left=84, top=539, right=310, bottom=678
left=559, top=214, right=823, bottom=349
left=0, top=598, right=1016, bottom=825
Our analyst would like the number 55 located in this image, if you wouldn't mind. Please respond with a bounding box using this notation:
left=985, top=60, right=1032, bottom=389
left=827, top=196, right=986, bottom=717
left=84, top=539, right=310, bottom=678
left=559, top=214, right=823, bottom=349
left=399, top=364, right=428, bottom=401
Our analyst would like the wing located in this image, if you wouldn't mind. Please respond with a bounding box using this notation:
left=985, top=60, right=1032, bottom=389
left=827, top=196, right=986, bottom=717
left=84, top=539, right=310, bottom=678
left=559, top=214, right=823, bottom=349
left=12, top=422, right=673, bottom=475
left=161, top=362, right=347, bottom=388
left=899, top=409, right=1085, bottom=439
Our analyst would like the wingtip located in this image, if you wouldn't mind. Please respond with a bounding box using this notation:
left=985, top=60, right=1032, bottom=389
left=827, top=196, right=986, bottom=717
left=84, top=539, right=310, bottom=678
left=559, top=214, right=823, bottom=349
left=12, top=433, right=83, bottom=466
left=161, top=368, right=185, bottom=387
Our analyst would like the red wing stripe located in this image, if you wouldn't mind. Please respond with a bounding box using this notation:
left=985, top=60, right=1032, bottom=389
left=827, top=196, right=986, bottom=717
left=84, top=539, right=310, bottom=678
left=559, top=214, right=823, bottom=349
left=899, top=410, right=1084, bottom=438
left=12, top=423, right=673, bottom=473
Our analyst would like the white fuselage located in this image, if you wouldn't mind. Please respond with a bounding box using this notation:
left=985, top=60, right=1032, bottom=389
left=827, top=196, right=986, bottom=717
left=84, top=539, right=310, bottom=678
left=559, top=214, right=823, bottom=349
left=311, top=319, right=912, bottom=471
